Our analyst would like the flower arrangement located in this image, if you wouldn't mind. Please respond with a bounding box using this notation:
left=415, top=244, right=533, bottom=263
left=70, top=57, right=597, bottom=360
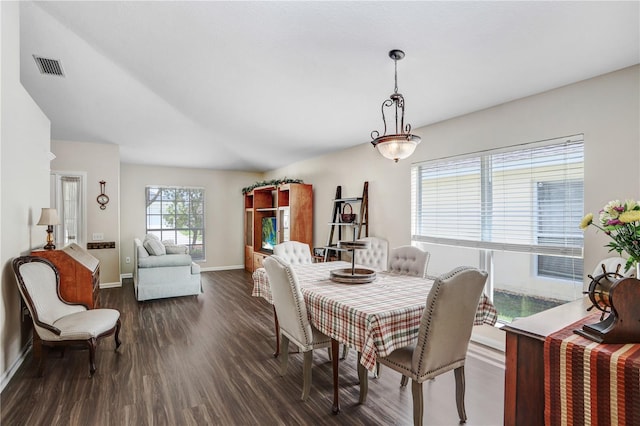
left=580, top=199, right=640, bottom=272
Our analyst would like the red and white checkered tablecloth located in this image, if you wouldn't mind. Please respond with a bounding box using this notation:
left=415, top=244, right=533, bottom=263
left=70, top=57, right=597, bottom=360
left=252, top=261, right=353, bottom=303
left=252, top=262, right=498, bottom=372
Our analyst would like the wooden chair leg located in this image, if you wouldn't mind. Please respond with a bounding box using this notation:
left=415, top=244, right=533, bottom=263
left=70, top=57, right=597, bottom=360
left=301, top=350, right=313, bottom=401
left=357, top=352, right=368, bottom=404
left=114, top=318, right=122, bottom=349
left=454, top=366, right=467, bottom=423
left=32, top=332, right=44, bottom=377
left=279, top=335, right=289, bottom=376
left=272, top=307, right=280, bottom=358
left=341, top=344, right=349, bottom=360
left=411, top=380, right=424, bottom=426
left=88, top=337, right=97, bottom=377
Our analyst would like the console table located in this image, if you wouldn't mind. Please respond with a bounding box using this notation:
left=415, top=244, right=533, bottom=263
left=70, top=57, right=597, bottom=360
left=502, top=297, right=592, bottom=426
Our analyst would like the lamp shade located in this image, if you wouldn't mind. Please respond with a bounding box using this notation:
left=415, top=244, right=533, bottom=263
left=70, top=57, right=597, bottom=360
left=373, top=134, right=421, bottom=162
left=37, top=208, right=60, bottom=226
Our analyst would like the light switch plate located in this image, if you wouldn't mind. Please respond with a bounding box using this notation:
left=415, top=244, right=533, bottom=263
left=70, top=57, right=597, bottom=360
left=92, top=233, right=104, bottom=241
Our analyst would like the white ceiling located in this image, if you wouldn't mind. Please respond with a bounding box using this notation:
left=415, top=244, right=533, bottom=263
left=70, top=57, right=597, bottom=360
left=19, top=1, right=640, bottom=172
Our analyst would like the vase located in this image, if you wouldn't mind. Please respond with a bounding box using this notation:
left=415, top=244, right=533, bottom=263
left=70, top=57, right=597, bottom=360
left=636, top=262, right=640, bottom=279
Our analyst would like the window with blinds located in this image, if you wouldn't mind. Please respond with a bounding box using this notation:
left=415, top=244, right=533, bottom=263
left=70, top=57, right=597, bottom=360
left=411, top=135, right=585, bottom=258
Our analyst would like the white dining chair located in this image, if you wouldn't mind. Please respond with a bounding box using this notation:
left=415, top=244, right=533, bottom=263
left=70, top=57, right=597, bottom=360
left=273, top=241, right=313, bottom=265
left=353, top=237, right=389, bottom=272
left=263, top=255, right=331, bottom=400
left=365, top=266, right=488, bottom=425
left=388, top=245, right=430, bottom=278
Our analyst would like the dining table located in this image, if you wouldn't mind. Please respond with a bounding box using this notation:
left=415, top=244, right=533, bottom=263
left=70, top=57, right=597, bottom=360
left=252, top=261, right=498, bottom=413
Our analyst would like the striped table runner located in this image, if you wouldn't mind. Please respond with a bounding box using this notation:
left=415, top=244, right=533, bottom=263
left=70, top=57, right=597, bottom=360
left=544, top=312, right=640, bottom=425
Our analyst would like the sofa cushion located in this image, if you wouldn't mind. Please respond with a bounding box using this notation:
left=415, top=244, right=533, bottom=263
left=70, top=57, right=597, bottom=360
left=163, top=241, right=188, bottom=254
left=138, top=253, right=193, bottom=268
left=143, top=238, right=166, bottom=256
left=137, top=245, right=150, bottom=258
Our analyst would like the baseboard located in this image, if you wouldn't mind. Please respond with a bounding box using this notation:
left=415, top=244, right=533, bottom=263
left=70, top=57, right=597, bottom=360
left=200, top=265, right=244, bottom=272
left=100, top=281, right=122, bottom=289
left=467, top=341, right=505, bottom=370
left=1, top=340, right=31, bottom=392
left=120, top=273, right=133, bottom=279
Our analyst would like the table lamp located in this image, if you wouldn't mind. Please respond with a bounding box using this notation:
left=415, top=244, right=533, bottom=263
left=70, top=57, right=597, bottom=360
left=37, top=208, right=60, bottom=250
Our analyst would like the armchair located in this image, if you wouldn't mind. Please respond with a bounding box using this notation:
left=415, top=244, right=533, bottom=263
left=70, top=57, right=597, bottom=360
left=12, top=256, right=121, bottom=377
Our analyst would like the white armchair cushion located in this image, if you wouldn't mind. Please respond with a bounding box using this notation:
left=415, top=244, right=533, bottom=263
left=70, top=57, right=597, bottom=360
left=47, top=309, right=121, bottom=341
left=138, top=253, right=192, bottom=268
left=143, top=238, right=166, bottom=256
left=18, top=262, right=86, bottom=325
left=163, top=242, right=188, bottom=254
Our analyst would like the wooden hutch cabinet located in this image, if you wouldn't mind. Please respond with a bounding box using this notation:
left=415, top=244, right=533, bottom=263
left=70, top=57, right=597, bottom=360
left=244, top=183, right=313, bottom=272
left=31, top=243, right=100, bottom=308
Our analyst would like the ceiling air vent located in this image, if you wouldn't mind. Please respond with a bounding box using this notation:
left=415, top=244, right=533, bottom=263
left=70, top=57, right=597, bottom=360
left=33, top=55, right=65, bottom=77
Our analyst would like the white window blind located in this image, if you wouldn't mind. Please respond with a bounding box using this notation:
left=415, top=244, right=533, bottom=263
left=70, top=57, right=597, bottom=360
left=411, top=135, right=584, bottom=257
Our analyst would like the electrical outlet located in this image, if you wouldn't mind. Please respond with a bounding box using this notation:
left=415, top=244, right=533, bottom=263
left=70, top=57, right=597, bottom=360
left=92, top=233, right=104, bottom=241
left=125, top=257, right=131, bottom=264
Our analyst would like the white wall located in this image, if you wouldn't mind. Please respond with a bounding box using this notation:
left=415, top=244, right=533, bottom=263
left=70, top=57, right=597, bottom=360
left=1, top=1, right=51, bottom=388
left=267, top=65, right=639, bottom=351
left=120, top=164, right=260, bottom=274
left=268, top=65, right=640, bottom=286
left=51, top=140, right=121, bottom=285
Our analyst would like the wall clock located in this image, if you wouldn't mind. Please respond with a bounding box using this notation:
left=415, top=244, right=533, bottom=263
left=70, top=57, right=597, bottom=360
left=97, top=180, right=109, bottom=210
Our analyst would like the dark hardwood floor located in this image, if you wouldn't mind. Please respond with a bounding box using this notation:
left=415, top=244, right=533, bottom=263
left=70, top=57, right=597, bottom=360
left=1, top=270, right=505, bottom=425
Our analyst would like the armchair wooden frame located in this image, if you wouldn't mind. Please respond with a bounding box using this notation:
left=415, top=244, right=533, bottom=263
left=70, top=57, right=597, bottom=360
left=12, top=256, right=121, bottom=377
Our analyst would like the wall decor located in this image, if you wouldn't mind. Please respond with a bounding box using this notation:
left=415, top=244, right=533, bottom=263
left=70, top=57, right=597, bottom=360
left=97, top=180, right=110, bottom=210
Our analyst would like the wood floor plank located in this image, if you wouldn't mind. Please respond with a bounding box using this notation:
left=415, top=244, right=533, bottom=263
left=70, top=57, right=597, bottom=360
left=1, top=269, right=505, bottom=425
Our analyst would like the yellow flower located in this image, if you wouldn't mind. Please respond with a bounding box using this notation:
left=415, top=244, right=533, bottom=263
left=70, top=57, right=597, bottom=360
left=579, top=213, right=593, bottom=230
left=620, top=210, right=640, bottom=223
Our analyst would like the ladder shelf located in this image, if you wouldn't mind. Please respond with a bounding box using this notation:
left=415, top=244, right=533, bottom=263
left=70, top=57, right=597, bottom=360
left=323, top=182, right=369, bottom=262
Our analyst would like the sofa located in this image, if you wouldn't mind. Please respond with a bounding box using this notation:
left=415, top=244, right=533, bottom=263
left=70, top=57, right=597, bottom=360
left=133, top=235, right=202, bottom=301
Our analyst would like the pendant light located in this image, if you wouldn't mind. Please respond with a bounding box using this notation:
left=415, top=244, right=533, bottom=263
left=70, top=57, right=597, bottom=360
left=370, top=49, right=421, bottom=162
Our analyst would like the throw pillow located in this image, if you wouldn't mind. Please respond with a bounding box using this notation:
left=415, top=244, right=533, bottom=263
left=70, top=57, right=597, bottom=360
left=145, top=233, right=160, bottom=241
left=163, top=241, right=188, bottom=254
left=143, top=238, right=166, bottom=256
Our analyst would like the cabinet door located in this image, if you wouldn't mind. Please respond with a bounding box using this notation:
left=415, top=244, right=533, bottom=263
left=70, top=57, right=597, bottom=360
left=253, top=252, right=267, bottom=270
left=245, top=246, right=254, bottom=272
